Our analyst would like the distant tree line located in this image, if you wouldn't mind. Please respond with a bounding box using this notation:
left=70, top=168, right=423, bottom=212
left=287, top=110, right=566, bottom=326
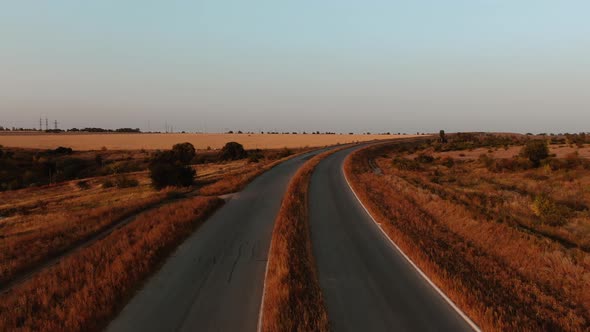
left=0, top=126, right=141, bottom=133
left=67, top=128, right=141, bottom=133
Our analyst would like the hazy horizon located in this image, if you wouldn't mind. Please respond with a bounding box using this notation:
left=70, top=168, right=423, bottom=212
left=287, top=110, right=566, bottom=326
left=1, top=1, right=589, bottom=134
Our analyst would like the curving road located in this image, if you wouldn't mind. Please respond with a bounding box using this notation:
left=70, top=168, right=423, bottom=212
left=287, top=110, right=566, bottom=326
left=107, top=148, right=331, bottom=332
left=309, top=145, right=478, bottom=332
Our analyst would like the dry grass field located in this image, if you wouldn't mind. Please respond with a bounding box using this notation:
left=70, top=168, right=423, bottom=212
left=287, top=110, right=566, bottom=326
left=0, top=178, right=168, bottom=287
left=0, top=132, right=405, bottom=150
left=345, top=134, right=590, bottom=331
left=0, top=196, right=223, bottom=331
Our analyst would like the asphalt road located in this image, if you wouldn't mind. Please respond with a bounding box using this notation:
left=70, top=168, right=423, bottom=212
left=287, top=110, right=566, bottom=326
left=309, top=145, right=477, bottom=332
left=107, top=148, right=330, bottom=332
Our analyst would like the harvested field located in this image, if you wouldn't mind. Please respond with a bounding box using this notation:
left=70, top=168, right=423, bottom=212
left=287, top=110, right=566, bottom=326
left=345, top=136, right=590, bottom=331
left=0, top=132, right=407, bottom=150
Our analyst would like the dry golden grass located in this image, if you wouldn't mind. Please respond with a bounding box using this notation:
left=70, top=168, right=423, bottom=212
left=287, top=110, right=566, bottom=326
left=0, top=196, right=223, bottom=332
left=261, top=147, right=348, bottom=332
left=0, top=177, right=169, bottom=286
left=0, top=132, right=406, bottom=150
left=412, top=143, right=590, bottom=160
left=345, top=141, right=590, bottom=331
left=0, top=143, right=326, bottom=331
left=0, top=154, right=283, bottom=288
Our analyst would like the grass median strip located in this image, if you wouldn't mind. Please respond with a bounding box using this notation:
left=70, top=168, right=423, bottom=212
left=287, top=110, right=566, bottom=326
left=260, top=147, right=348, bottom=332
left=0, top=196, right=223, bottom=332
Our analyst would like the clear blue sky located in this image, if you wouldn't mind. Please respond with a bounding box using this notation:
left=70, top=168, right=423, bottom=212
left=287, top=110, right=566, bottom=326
left=1, top=1, right=589, bottom=133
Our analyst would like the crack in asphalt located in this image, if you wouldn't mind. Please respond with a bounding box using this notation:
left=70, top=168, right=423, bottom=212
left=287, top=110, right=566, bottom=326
left=227, top=243, right=243, bottom=283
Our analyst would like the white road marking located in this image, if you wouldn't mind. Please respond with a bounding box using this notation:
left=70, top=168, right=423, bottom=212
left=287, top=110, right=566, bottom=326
left=341, top=153, right=482, bottom=332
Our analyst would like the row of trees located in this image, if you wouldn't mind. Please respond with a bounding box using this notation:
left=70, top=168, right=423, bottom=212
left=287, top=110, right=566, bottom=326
left=0, top=140, right=250, bottom=191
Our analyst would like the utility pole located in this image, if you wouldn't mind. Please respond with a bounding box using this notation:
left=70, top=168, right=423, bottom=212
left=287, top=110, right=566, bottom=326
left=54, top=120, right=58, bottom=130
left=45, top=118, right=49, bottom=131
left=39, top=117, right=43, bottom=131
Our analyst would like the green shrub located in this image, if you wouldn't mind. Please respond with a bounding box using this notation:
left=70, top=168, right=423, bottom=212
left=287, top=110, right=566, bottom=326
left=441, top=157, right=455, bottom=168
left=58, top=158, right=88, bottom=180
left=102, top=179, right=114, bottom=188
left=393, top=157, right=422, bottom=171
left=115, top=175, right=139, bottom=188
left=149, top=143, right=197, bottom=189
left=248, top=152, right=263, bottom=163
left=415, top=154, right=435, bottom=163
left=278, top=147, right=293, bottom=159
left=478, top=154, right=495, bottom=169
left=521, top=140, right=549, bottom=167
left=149, top=163, right=195, bottom=189
left=172, top=142, right=197, bottom=164
left=220, top=142, right=247, bottom=160
left=51, top=146, right=73, bottom=155
left=77, top=181, right=91, bottom=190
left=532, top=193, right=568, bottom=226
left=166, top=190, right=185, bottom=200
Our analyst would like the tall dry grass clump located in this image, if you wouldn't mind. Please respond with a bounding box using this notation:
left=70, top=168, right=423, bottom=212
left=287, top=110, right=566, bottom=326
left=260, top=149, right=345, bottom=332
left=0, top=196, right=223, bottom=331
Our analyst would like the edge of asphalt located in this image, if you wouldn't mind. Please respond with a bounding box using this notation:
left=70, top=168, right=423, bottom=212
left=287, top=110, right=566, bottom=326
left=340, top=149, right=481, bottom=332
left=256, top=234, right=272, bottom=332
left=255, top=143, right=351, bottom=332
left=255, top=140, right=479, bottom=332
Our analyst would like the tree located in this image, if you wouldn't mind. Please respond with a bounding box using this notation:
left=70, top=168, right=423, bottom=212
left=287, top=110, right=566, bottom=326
left=439, top=130, right=447, bottom=143
left=220, top=142, right=247, bottom=161
left=172, top=142, right=196, bottom=164
left=149, top=143, right=197, bottom=189
left=520, top=139, right=549, bottom=167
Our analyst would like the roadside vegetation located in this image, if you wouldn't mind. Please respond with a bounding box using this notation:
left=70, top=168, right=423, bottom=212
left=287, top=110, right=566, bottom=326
left=0, top=141, right=308, bottom=192
left=198, top=144, right=307, bottom=195
left=260, top=148, right=347, bottom=332
left=345, top=133, right=590, bottom=331
left=0, top=196, right=223, bottom=331
left=149, top=142, right=197, bottom=189
left=0, top=140, right=320, bottom=331
left=0, top=183, right=168, bottom=287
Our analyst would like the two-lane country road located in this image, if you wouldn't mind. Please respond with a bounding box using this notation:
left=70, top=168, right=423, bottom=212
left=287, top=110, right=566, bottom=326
left=107, top=148, right=332, bottom=332
left=309, top=145, right=478, bottom=332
